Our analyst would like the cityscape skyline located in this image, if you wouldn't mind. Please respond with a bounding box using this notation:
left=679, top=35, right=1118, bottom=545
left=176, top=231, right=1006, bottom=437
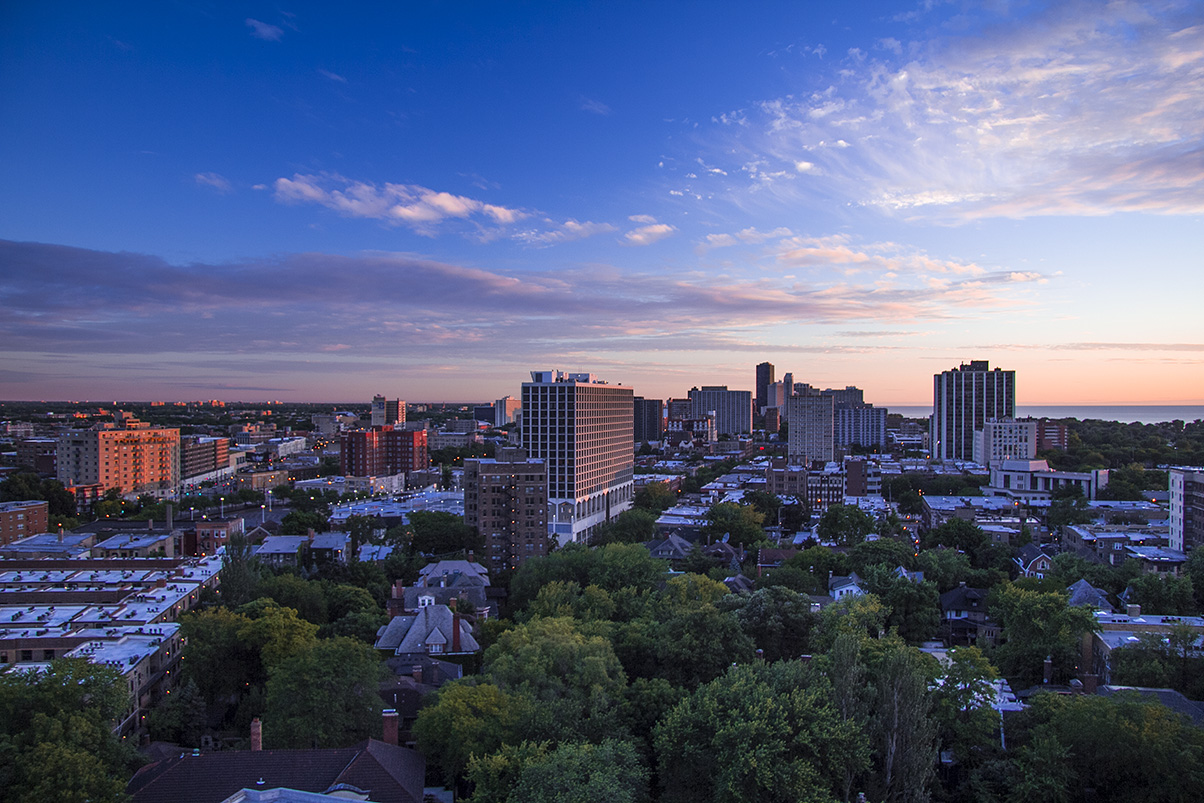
left=3, top=2, right=1202, bottom=405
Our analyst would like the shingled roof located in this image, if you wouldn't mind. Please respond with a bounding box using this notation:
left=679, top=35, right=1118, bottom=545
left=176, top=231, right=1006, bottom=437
left=127, top=739, right=424, bottom=803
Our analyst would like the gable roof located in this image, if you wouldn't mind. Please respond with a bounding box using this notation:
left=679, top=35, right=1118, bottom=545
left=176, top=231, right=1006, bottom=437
left=374, top=605, right=480, bottom=656
left=127, top=739, right=424, bottom=803
left=1067, top=578, right=1114, bottom=612
left=1016, top=543, right=1052, bottom=569
left=645, top=533, right=694, bottom=560
left=940, top=584, right=989, bottom=611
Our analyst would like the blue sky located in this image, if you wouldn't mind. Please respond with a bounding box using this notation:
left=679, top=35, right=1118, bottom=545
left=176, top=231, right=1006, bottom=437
left=2, top=1, right=1202, bottom=405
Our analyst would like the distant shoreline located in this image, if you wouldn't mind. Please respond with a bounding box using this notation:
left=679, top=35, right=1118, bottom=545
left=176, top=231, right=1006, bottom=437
left=887, top=405, right=1204, bottom=425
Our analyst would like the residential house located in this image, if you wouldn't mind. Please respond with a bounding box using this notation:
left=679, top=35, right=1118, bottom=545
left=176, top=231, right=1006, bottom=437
left=127, top=737, right=424, bottom=803
left=1014, top=544, right=1053, bottom=578
left=374, top=604, right=480, bottom=662
left=940, top=583, right=999, bottom=647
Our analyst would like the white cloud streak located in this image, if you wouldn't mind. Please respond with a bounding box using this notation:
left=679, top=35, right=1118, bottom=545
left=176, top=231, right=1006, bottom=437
left=245, top=19, right=283, bottom=41
left=704, top=1, right=1204, bottom=220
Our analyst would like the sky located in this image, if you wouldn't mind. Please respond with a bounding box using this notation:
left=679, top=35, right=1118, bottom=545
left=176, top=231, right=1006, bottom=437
left=2, top=1, right=1202, bottom=406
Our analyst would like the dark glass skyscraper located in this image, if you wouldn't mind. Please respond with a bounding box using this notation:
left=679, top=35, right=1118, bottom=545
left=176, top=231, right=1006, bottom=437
left=931, top=361, right=1015, bottom=461
left=755, top=361, right=775, bottom=414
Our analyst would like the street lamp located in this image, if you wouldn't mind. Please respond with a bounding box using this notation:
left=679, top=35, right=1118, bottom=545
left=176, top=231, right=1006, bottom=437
left=220, top=496, right=225, bottom=518
left=190, top=506, right=195, bottom=521
left=261, top=504, right=266, bottom=524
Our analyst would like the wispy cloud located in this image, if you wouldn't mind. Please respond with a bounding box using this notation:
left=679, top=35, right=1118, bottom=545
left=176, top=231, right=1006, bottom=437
left=245, top=18, right=284, bottom=41
left=701, top=1, right=1204, bottom=220
left=512, top=219, right=618, bottom=246
left=272, top=173, right=527, bottom=235
left=317, top=69, right=347, bottom=83
left=194, top=172, right=232, bottom=194
left=579, top=95, right=612, bottom=116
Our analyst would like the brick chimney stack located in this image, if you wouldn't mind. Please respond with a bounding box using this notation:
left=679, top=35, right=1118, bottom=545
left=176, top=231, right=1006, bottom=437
left=250, top=717, right=263, bottom=751
left=382, top=709, right=399, bottom=746
left=452, top=610, right=461, bottom=653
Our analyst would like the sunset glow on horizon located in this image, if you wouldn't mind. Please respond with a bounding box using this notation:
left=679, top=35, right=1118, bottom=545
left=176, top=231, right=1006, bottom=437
left=2, top=2, right=1202, bottom=406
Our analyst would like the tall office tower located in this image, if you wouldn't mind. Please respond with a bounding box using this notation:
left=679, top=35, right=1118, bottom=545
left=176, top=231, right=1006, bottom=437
left=341, top=427, right=428, bottom=477
left=786, top=393, right=834, bottom=466
left=494, top=396, right=522, bottom=427
left=464, top=447, right=549, bottom=572
left=931, top=361, right=1016, bottom=461
left=633, top=397, right=665, bottom=444
left=57, top=415, right=180, bottom=496
left=522, top=371, right=634, bottom=545
left=371, top=395, right=404, bottom=427
left=1170, top=467, right=1204, bottom=552
left=687, top=386, right=753, bottom=437
left=755, top=362, right=775, bottom=414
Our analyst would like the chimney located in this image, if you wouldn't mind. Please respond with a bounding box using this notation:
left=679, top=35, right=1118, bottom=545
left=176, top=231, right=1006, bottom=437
left=452, top=611, right=461, bottom=653
left=448, top=596, right=457, bottom=612
left=1126, top=603, right=1141, bottom=618
left=308, top=528, right=316, bottom=543
left=250, top=717, right=263, bottom=751
left=382, top=709, right=399, bottom=746
left=148, top=519, right=154, bottom=532
left=412, top=664, right=423, bottom=682
left=58, top=526, right=64, bottom=543
left=1043, top=655, right=1053, bottom=684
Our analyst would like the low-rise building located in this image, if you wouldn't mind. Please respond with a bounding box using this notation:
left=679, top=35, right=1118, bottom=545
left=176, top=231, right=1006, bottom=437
left=0, top=500, right=49, bottom=547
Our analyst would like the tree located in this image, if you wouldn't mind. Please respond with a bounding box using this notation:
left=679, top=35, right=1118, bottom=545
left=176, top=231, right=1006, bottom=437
left=509, top=543, right=667, bottom=611
left=654, top=661, right=867, bottom=803
left=344, top=514, right=376, bottom=560
left=1124, top=573, right=1196, bottom=616
left=915, top=548, right=972, bottom=593
left=147, top=677, right=207, bottom=747
left=634, top=481, right=676, bottom=513
left=257, top=573, right=329, bottom=624
left=703, top=502, right=766, bottom=548
left=0, top=659, right=140, bottom=803
left=718, top=585, right=817, bottom=662
left=408, top=510, right=483, bottom=555
left=506, top=739, right=649, bottom=803
left=263, top=637, right=384, bottom=748
left=484, top=617, right=627, bottom=702
left=848, top=538, right=914, bottom=575
left=870, top=643, right=938, bottom=803
left=989, top=584, right=1096, bottom=687
left=817, top=505, right=876, bottom=547
left=279, top=509, right=328, bottom=535
left=590, top=508, right=658, bottom=545
left=933, top=647, right=1000, bottom=765
left=414, top=681, right=527, bottom=787
left=862, top=566, right=940, bottom=645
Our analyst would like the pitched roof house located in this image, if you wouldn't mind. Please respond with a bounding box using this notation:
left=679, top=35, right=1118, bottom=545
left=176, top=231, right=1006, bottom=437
left=127, top=739, right=424, bottom=803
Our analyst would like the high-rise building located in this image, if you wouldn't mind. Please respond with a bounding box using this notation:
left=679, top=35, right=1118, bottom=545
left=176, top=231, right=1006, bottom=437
left=341, top=427, right=428, bottom=478
left=464, top=447, right=549, bottom=572
left=687, top=386, right=752, bottom=437
left=972, top=418, right=1037, bottom=466
left=787, top=393, right=834, bottom=466
left=494, top=396, right=522, bottom=427
left=371, top=396, right=405, bottom=427
left=755, top=362, right=775, bottom=415
left=522, top=371, right=634, bottom=545
left=818, top=386, right=886, bottom=451
left=57, top=415, right=180, bottom=497
left=633, top=397, right=665, bottom=444
left=667, top=398, right=693, bottom=420
left=180, top=436, right=231, bottom=481
left=931, top=361, right=1016, bottom=461
left=1170, top=467, right=1204, bottom=552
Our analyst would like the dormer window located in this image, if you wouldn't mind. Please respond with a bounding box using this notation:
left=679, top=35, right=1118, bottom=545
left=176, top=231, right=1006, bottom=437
left=418, top=595, right=435, bottom=608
